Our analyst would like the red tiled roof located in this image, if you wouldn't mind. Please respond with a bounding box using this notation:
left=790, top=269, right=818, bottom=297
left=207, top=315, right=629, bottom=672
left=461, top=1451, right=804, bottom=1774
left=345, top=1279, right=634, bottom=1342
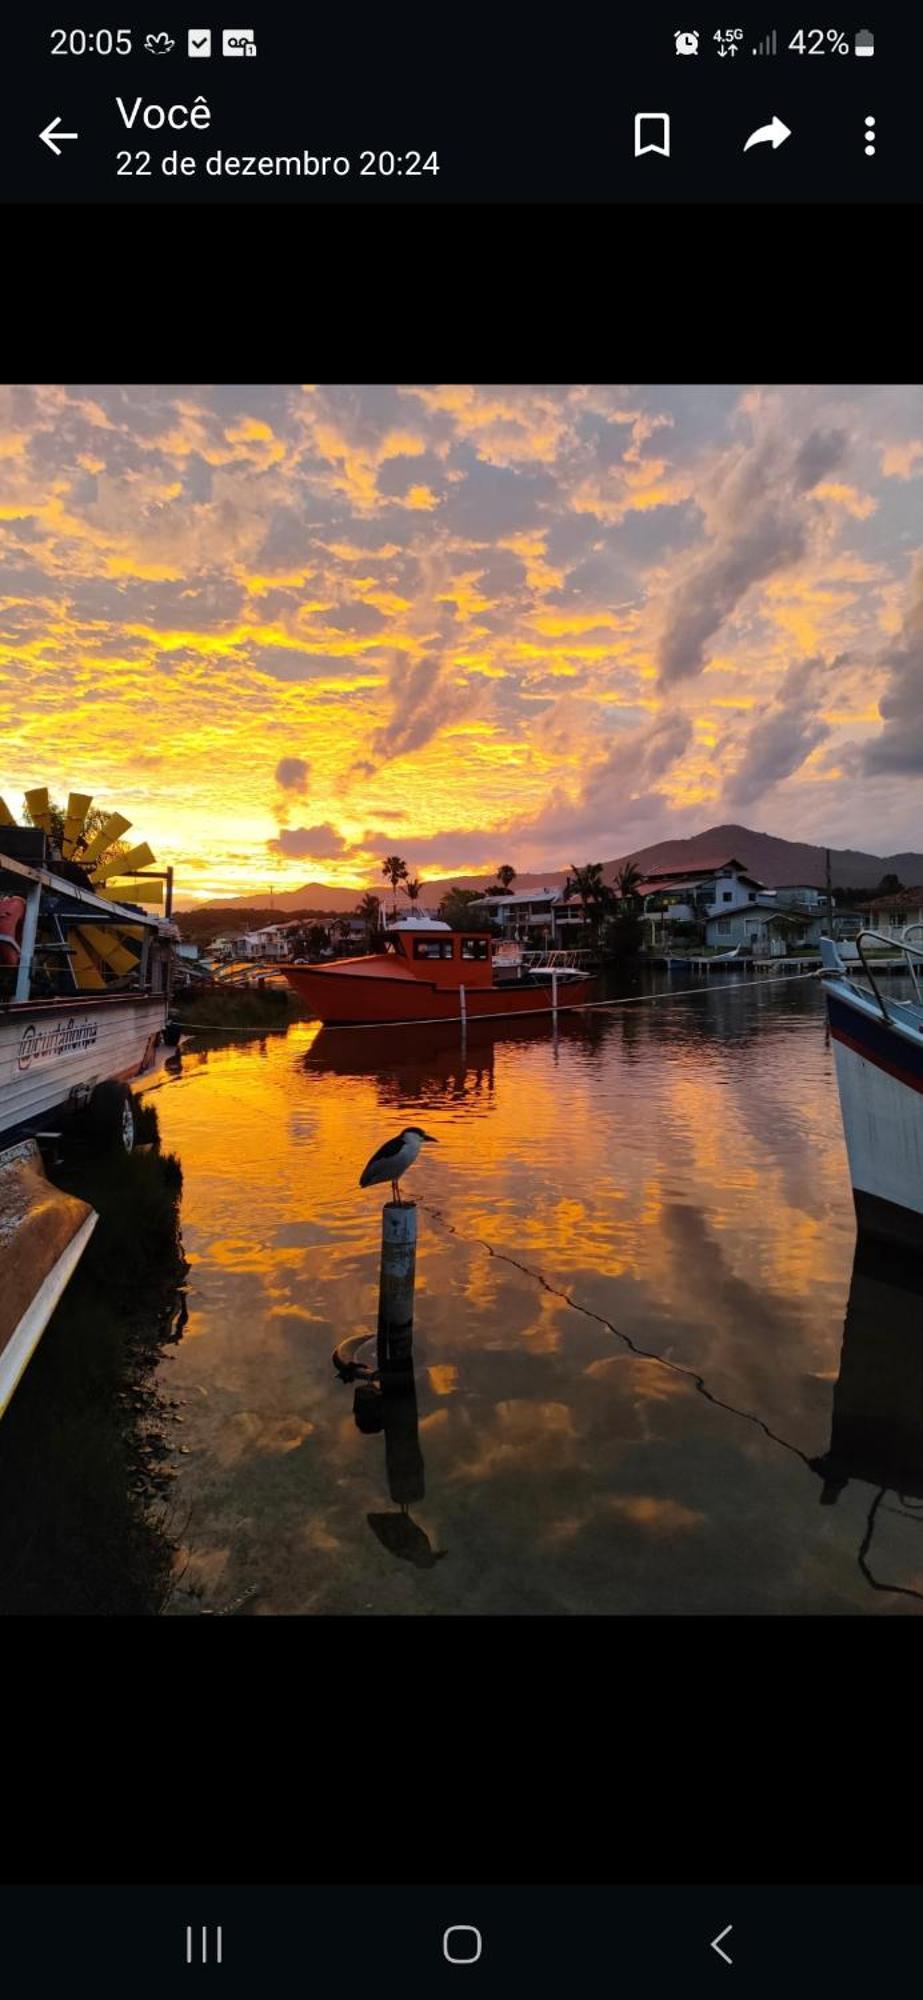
left=862, top=889, right=923, bottom=911
left=637, top=856, right=752, bottom=883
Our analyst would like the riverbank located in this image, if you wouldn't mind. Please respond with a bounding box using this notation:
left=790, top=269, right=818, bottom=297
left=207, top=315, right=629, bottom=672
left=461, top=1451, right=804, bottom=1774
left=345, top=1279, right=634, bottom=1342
left=0, top=1104, right=188, bottom=1615
left=170, top=984, right=305, bottom=1034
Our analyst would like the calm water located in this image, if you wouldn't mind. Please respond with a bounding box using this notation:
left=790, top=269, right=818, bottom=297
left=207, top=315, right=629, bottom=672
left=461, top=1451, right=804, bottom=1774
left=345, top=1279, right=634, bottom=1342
left=146, top=973, right=923, bottom=1614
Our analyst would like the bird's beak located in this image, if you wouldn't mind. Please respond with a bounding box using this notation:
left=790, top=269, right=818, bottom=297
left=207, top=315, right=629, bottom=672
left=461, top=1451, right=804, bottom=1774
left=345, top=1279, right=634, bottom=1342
left=422, top=1133, right=438, bottom=1143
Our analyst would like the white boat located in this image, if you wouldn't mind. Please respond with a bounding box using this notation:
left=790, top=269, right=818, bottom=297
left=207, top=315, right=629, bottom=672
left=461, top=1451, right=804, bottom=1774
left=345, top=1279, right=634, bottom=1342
left=0, top=797, right=178, bottom=1416
left=1, top=826, right=175, bottom=1151
left=0, top=1137, right=97, bottom=1418
left=820, top=928, right=923, bottom=1251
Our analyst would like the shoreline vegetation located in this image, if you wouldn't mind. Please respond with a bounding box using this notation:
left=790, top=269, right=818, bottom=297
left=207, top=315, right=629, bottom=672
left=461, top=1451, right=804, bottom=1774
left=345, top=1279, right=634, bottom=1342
left=170, top=984, right=305, bottom=1034
left=0, top=1103, right=188, bottom=1615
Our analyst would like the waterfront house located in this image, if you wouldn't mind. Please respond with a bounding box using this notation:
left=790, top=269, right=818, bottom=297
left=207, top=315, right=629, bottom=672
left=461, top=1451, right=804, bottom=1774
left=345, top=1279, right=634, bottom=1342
left=705, top=904, right=826, bottom=954
left=468, top=887, right=581, bottom=946
left=639, top=857, right=770, bottom=946
left=772, top=883, right=829, bottom=910
left=859, top=889, right=923, bottom=941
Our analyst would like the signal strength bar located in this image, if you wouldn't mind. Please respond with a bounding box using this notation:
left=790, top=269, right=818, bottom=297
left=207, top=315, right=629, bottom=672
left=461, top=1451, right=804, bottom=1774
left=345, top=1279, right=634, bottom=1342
left=752, top=28, right=777, bottom=55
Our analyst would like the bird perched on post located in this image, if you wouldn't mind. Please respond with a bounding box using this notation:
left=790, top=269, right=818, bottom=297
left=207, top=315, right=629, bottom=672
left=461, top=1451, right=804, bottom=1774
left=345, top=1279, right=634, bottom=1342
left=359, top=1126, right=438, bottom=1204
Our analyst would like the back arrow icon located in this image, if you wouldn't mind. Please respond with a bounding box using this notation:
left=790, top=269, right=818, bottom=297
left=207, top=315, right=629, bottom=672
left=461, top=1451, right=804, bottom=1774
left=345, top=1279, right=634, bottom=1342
left=744, top=116, right=791, bottom=152
left=40, top=117, right=79, bottom=156
left=710, top=1923, right=733, bottom=1966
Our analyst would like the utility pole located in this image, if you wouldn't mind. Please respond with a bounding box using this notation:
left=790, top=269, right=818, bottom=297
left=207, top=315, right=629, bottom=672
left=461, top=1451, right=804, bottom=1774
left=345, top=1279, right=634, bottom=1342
left=825, top=847, right=834, bottom=935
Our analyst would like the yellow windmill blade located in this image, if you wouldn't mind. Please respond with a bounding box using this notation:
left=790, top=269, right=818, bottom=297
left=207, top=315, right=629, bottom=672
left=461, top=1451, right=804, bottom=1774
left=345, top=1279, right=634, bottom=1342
left=104, top=878, right=164, bottom=906
left=0, top=798, right=15, bottom=827
left=61, top=792, right=93, bottom=859
left=78, top=812, right=132, bottom=869
left=68, top=933, right=106, bottom=990
left=25, top=787, right=53, bottom=833
left=91, top=841, right=155, bottom=886
left=75, top=925, right=139, bottom=979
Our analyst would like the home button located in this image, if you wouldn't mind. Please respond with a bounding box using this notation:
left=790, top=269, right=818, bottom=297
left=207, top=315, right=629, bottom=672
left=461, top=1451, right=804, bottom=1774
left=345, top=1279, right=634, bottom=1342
left=443, top=1926, right=483, bottom=1965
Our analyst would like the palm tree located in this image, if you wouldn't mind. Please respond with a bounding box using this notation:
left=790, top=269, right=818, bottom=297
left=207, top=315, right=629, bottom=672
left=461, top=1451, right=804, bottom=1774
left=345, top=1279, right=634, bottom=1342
left=381, top=854, right=408, bottom=915
left=485, top=861, right=517, bottom=896
left=614, top=860, right=643, bottom=908
left=356, top=893, right=382, bottom=948
left=402, top=877, right=423, bottom=906
left=563, top=862, right=613, bottom=943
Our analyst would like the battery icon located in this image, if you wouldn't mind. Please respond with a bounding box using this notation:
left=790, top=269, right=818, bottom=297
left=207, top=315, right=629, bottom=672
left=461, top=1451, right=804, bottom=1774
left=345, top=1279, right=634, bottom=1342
left=854, top=29, right=874, bottom=56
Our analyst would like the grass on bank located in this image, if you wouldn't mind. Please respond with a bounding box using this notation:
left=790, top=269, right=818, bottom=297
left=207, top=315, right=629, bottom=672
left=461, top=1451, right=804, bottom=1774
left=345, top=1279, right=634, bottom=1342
left=170, top=984, right=310, bottom=1032
left=0, top=1103, right=187, bottom=1616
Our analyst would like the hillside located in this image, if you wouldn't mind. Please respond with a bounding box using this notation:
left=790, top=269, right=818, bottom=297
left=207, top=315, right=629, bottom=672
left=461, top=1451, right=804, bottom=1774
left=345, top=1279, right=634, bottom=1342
left=604, top=824, right=923, bottom=891
left=175, top=822, right=923, bottom=931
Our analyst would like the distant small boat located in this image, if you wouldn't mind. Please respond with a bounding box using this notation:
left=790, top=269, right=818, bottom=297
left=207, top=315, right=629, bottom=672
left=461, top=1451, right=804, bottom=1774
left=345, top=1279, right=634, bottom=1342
left=820, top=928, right=923, bottom=1251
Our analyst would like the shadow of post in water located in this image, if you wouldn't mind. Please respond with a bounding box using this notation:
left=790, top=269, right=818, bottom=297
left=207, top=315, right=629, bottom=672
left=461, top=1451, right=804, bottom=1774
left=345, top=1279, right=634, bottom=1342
left=367, top=1356, right=446, bottom=1570
left=332, top=1328, right=446, bottom=1569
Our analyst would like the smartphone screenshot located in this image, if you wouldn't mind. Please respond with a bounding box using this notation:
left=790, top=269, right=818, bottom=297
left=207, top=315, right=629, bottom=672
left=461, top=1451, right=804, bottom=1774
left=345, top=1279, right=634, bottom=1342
left=1, top=15, right=919, bottom=1991
left=0, top=16, right=917, bottom=202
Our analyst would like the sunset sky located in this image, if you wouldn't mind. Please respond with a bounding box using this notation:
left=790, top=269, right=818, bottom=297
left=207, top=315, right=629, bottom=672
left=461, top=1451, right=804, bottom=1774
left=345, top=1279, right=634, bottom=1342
left=2, top=382, right=921, bottom=904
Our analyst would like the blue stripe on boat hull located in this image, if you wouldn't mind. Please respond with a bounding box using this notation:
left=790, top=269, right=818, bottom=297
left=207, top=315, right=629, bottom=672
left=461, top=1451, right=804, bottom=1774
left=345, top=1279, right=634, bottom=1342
left=826, top=991, right=923, bottom=1093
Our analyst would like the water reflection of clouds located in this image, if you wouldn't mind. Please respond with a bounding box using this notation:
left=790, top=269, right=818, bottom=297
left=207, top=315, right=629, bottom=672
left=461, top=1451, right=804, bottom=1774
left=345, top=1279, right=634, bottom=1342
left=149, top=991, right=923, bottom=1613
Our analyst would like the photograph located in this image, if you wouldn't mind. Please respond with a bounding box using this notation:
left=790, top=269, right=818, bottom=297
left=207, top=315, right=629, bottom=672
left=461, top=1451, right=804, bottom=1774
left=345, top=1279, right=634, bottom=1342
left=1, top=380, right=922, bottom=1617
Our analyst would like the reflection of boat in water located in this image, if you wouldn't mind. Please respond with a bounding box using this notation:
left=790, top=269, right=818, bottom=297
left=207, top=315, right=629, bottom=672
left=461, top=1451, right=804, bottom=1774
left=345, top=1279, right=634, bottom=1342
left=304, top=1009, right=591, bottom=1094
left=820, top=929, right=923, bottom=1250
left=283, top=915, right=595, bottom=1026
left=0, top=1138, right=97, bottom=1418
left=810, top=1239, right=923, bottom=1502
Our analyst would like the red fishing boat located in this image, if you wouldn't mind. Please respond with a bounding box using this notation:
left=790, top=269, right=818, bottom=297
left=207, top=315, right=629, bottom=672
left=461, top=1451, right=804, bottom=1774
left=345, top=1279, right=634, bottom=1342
left=282, top=916, right=596, bottom=1026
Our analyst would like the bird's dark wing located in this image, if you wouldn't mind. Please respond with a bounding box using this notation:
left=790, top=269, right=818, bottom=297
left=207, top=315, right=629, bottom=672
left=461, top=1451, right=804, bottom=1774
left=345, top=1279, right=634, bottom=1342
left=359, top=1134, right=405, bottom=1185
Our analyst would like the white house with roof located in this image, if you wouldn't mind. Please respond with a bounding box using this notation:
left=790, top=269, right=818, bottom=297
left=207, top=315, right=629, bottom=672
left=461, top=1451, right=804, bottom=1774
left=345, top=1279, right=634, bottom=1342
left=638, top=856, right=769, bottom=925
left=467, top=886, right=581, bottom=944
left=705, top=904, right=826, bottom=953
left=229, top=922, right=301, bottom=959
left=860, top=890, right=923, bottom=941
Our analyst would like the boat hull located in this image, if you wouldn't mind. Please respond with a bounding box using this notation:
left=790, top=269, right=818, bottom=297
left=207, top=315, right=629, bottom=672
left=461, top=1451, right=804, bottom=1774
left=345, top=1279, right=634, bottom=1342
left=285, top=964, right=596, bottom=1026
left=825, top=985, right=923, bottom=1250
left=0, top=1138, right=98, bottom=1417
left=0, top=994, right=168, bottom=1142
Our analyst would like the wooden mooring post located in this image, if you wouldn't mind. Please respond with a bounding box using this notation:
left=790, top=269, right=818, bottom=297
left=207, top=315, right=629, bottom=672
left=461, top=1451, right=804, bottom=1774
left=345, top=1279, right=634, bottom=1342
left=377, top=1199, right=418, bottom=1366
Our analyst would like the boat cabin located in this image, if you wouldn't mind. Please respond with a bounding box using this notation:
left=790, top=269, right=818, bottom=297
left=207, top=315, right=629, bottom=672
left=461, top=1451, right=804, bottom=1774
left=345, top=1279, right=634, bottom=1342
left=380, top=917, right=494, bottom=988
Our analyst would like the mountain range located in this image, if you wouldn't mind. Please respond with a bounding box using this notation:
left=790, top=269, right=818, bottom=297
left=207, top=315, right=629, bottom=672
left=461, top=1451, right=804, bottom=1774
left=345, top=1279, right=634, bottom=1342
left=178, top=823, right=923, bottom=922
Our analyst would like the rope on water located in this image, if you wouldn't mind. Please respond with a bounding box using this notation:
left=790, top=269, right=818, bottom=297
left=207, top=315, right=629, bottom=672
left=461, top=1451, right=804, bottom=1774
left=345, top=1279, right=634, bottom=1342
left=418, top=1196, right=816, bottom=1472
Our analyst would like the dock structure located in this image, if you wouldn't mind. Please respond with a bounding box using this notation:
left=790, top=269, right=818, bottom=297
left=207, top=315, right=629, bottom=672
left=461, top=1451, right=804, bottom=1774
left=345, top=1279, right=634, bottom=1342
left=649, top=951, right=911, bottom=978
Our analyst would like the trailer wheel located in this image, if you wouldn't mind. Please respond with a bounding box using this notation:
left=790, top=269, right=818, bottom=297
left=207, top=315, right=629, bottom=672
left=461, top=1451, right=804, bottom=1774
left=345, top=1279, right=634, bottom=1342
left=89, top=1080, right=136, bottom=1154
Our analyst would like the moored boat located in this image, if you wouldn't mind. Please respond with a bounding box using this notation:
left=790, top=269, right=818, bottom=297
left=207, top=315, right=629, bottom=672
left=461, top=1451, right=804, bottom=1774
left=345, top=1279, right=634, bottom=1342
left=820, top=929, right=923, bottom=1250
left=0, top=1137, right=97, bottom=1417
left=283, top=914, right=596, bottom=1026
left=1, top=794, right=176, bottom=1153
